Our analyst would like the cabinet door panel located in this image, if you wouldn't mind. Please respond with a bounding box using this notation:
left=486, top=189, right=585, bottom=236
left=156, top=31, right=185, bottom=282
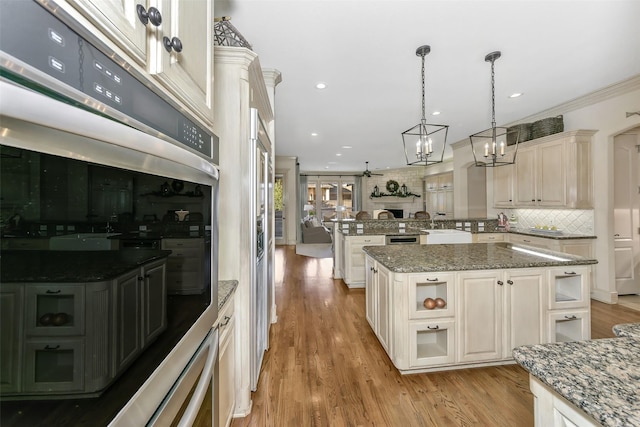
left=515, top=148, right=536, bottom=206
left=493, top=163, right=514, bottom=207
left=538, top=141, right=566, bottom=206
left=1, top=285, right=23, bottom=393
left=504, top=271, right=544, bottom=357
left=153, top=0, right=213, bottom=123
left=458, top=272, right=502, bottom=362
left=377, top=267, right=390, bottom=352
left=113, top=269, right=142, bottom=372
left=67, top=0, right=148, bottom=65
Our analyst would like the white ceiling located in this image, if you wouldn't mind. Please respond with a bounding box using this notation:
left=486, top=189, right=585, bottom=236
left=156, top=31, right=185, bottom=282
left=215, top=0, right=640, bottom=174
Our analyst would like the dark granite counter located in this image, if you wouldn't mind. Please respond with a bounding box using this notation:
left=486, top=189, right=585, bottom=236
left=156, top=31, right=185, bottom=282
left=218, top=279, right=238, bottom=310
left=513, top=338, right=640, bottom=426
left=362, top=242, right=597, bottom=273
left=0, top=249, right=172, bottom=282
left=613, top=323, right=640, bottom=338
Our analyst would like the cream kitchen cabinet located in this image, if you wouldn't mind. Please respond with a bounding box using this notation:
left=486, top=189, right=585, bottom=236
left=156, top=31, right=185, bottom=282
left=457, top=269, right=545, bottom=363
left=218, top=294, right=235, bottom=427
left=512, top=130, right=594, bottom=208
left=492, top=162, right=515, bottom=208
left=508, top=233, right=594, bottom=258
left=365, top=257, right=391, bottom=352
left=0, top=284, right=24, bottom=393
left=57, top=0, right=214, bottom=124
left=472, top=233, right=506, bottom=243
left=343, top=235, right=385, bottom=288
left=162, top=238, right=204, bottom=295
left=425, top=172, right=454, bottom=216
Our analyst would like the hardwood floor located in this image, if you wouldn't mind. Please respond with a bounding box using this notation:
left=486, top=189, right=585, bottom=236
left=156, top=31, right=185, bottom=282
left=231, top=245, right=640, bottom=427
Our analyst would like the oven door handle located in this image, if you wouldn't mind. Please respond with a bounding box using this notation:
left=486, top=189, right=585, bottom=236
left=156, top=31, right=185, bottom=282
left=177, top=327, right=219, bottom=427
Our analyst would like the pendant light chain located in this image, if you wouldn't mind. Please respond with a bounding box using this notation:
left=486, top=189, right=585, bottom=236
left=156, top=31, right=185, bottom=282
left=490, top=56, right=496, bottom=129
left=421, top=52, right=426, bottom=123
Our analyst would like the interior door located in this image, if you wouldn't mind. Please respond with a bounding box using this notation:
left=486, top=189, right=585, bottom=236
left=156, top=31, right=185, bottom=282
left=614, top=130, right=640, bottom=295
left=274, top=175, right=285, bottom=244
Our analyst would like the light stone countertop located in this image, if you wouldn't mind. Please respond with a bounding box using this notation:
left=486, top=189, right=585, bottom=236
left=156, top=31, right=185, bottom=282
left=613, top=323, right=640, bottom=338
left=362, top=242, right=597, bottom=273
left=513, top=338, right=640, bottom=426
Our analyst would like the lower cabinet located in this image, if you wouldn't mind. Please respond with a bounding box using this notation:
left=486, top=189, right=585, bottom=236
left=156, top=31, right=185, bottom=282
left=529, top=376, right=600, bottom=427
left=162, top=238, right=204, bottom=295
left=508, top=233, right=594, bottom=258
left=365, top=256, right=590, bottom=373
left=218, top=294, right=236, bottom=427
left=1, top=258, right=168, bottom=398
left=343, top=235, right=385, bottom=288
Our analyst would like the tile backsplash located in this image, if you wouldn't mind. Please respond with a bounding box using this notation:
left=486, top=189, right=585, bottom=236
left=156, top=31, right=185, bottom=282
left=500, top=209, right=594, bottom=235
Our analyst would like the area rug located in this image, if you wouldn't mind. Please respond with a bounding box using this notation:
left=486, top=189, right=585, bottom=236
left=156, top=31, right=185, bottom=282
left=295, top=243, right=333, bottom=258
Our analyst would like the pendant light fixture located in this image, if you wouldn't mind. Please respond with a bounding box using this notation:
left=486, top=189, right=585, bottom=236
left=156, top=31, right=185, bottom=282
left=401, top=45, right=449, bottom=166
left=469, top=51, right=519, bottom=167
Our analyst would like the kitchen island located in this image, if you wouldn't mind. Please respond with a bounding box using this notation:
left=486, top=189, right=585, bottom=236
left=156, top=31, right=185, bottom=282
left=362, top=243, right=597, bottom=373
left=0, top=249, right=171, bottom=399
left=513, top=338, right=640, bottom=426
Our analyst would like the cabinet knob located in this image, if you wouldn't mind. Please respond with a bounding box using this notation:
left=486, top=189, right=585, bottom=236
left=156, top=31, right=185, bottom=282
left=531, top=199, right=536, bottom=202
left=507, top=280, right=514, bottom=285
left=136, top=5, right=162, bottom=26
left=427, top=325, right=439, bottom=330
left=138, top=276, right=144, bottom=281
left=163, top=36, right=183, bottom=53
left=497, top=280, right=504, bottom=286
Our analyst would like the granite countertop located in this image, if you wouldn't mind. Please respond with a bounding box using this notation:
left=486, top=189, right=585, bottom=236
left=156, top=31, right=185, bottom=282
left=513, top=338, right=640, bottom=426
left=362, top=242, right=597, bottom=273
left=613, top=323, right=640, bottom=338
left=508, top=228, right=596, bottom=240
left=338, top=229, right=426, bottom=237
left=0, top=249, right=172, bottom=282
left=218, top=279, right=238, bottom=310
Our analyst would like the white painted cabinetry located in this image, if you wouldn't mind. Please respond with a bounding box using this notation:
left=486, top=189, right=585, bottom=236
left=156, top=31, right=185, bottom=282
left=508, top=234, right=593, bottom=258
left=365, top=257, right=589, bottom=373
left=343, top=235, right=385, bottom=288
left=472, top=233, right=506, bottom=243
left=494, top=130, right=595, bottom=209
left=55, top=0, right=214, bottom=124
left=218, top=294, right=236, bottom=427
left=425, top=172, right=454, bottom=216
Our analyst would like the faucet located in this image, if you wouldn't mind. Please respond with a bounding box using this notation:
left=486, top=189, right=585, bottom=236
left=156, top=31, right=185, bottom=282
left=430, top=217, right=436, bottom=229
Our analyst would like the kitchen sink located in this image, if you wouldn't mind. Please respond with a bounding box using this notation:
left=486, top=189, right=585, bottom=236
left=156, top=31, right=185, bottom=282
left=422, top=229, right=473, bottom=244
left=49, top=233, right=121, bottom=250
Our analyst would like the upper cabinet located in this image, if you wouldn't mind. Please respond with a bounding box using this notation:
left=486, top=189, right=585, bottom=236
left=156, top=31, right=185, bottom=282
left=425, top=172, right=454, bottom=217
left=493, top=130, right=595, bottom=209
left=62, top=0, right=214, bottom=125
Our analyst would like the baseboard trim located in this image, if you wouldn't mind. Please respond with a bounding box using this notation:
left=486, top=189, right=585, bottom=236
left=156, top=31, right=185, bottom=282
left=590, top=289, right=618, bottom=304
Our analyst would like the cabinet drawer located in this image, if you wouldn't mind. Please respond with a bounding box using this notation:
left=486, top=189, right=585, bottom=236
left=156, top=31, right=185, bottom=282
left=474, top=233, right=505, bottom=243
left=547, top=267, right=589, bottom=310
left=547, top=309, right=590, bottom=343
left=162, top=239, right=203, bottom=249
left=25, top=285, right=85, bottom=336
left=409, top=320, right=456, bottom=368
left=24, top=337, right=84, bottom=393
left=347, top=235, right=385, bottom=245
left=408, top=273, right=455, bottom=319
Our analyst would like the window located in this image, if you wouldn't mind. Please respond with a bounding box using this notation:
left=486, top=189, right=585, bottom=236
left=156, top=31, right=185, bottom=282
left=307, top=178, right=355, bottom=221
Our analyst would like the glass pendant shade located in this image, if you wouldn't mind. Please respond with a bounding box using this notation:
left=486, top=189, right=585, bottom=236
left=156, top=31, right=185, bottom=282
left=402, top=45, right=448, bottom=166
left=469, top=51, right=519, bottom=167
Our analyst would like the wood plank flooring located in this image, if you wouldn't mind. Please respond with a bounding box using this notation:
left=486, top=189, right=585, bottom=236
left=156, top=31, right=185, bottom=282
left=231, top=245, right=640, bottom=427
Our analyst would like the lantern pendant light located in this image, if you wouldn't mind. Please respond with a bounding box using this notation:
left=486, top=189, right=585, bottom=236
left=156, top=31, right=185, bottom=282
left=469, top=51, right=519, bottom=167
left=401, top=45, right=449, bottom=166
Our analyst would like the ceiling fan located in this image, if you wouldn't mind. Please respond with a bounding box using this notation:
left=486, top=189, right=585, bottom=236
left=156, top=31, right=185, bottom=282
left=359, top=161, right=384, bottom=177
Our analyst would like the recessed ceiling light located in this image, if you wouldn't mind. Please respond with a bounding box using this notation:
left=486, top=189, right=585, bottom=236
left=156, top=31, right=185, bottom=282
left=432, top=111, right=441, bottom=116
left=328, top=161, right=337, bottom=165
left=316, top=82, right=327, bottom=89
left=509, top=93, right=523, bottom=98
left=336, top=153, right=342, bottom=156
left=324, top=166, right=330, bottom=169
left=311, top=132, right=318, bottom=136
left=341, top=145, right=352, bottom=149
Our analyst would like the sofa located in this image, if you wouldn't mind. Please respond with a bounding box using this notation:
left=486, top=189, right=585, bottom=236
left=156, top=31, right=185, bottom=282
left=301, top=218, right=332, bottom=243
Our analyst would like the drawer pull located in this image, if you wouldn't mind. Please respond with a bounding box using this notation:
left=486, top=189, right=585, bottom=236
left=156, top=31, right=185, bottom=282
left=564, top=315, right=578, bottom=320
left=426, top=278, right=438, bottom=282
left=220, top=315, right=231, bottom=327
left=427, top=325, right=439, bottom=330
left=564, top=271, right=576, bottom=275
left=523, top=239, right=531, bottom=243
left=44, top=345, right=60, bottom=350
left=45, top=289, right=61, bottom=294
